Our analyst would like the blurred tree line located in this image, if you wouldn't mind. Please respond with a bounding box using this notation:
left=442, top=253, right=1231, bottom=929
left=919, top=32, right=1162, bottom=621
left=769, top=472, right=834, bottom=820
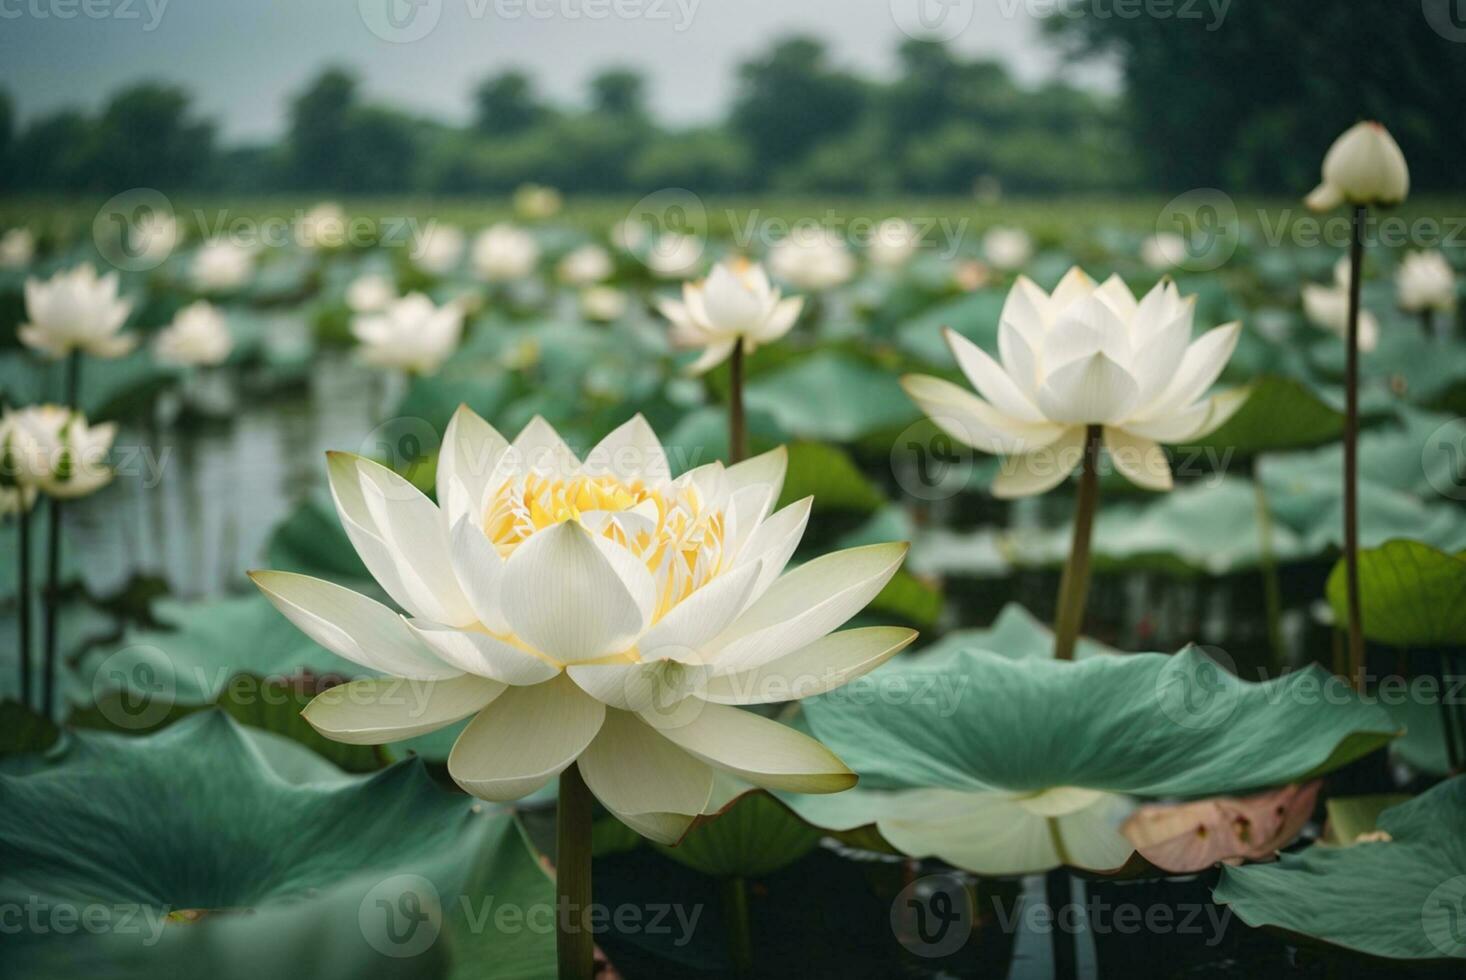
left=2, top=1, right=1462, bottom=198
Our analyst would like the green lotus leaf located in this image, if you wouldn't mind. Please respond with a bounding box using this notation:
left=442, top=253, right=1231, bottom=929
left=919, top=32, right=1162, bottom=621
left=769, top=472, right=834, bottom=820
left=778, top=441, right=886, bottom=514
left=1215, top=777, right=1466, bottom=961
left=1384, top=692, right=1457, bottom=777
left=1326, top=540, right=1466, bottom=648
left=0, top=711, right=557, bottom=979
left=916, top=602, right=1120, bottom=662
left=266, top=494, right=372, bottom=583
left=1321, top=794, right=1412, bottom=847
left=1262, top=408, right=1466, bottom=501
left=745, top=352, right=918, bottom=442
left=657, top=783, right=821, bottom=879
left=1193, top=375, right=1343, bottom=454
left=895, top=289, right=1004, bottom=366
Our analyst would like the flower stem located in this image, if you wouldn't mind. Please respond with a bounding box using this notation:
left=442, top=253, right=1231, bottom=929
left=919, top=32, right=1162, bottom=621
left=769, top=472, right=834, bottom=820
left=1052, top=425, right=1103, bottom=661
left=1420, top=308, right=1434, bottom=340
left=556, top=763, right=595, bottom=980
left=722, top=875, right=753, bottom=976
left=17, top=503, right=32, bottom=710
left=1343, top=205, right=1366, bottom=693
left=728, top=342, right=747, bottom=464
left=42, top=350, right=81, bottom=722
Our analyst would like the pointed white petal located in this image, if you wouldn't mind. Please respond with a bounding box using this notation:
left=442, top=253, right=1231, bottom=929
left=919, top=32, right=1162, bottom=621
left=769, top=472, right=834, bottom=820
left=1103, top=428, right=1173, bottom=492
left=580, top=414, right=670, bottom=484
left=945, top=328, right=1044, bottom=422
left=1036, top=352, right=1142, bottom=425
left=406, top=620, right=562, bottom=686
left=644, top=702, right=854, bottom=793
left=902, top=374, right=1068, bottom=455
left=991, top=426, right=1087, bottom=499
left=702, top=627, right=917, bottom=705
left=578, top=710, right=715, bottom=833
left=302, top=675, right=505, bottom=744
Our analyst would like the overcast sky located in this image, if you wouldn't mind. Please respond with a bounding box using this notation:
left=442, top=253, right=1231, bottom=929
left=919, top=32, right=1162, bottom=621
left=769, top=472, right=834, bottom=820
left=0, top=0, right=1118, bottom=141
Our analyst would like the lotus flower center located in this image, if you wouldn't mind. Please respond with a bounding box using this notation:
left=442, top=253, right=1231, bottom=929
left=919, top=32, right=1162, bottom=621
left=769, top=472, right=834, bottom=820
left=482, top=473, right=728, bottom=620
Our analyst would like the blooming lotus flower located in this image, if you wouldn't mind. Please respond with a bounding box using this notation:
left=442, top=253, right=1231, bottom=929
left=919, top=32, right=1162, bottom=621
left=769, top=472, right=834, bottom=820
left=768, top=230, right=855, bottom=291
left=0, top=227, right=36, bottom=269
left=472, top=223, right=540, bottom=282
left=610, top=220, right=649, bottom=253
left=581, top=285, right=628, bottom=323
left=0, top=412, right=38, bottom=516
left=1140, top=233, right=1187, bottom=271
left=1306, top=122, right=1410, bottom=211
left=345, top=273, right=397, bottom=314
left=295, top=203, right=349, bottom=249
left=155, top=301, right=233, bottom=368
left=6, top=405, right=116, bottom=499
left=20, top=264, right=135, bottom=359
left=1396, top=251, right=1456, bottom=315
left=351, top=293, right=464, bottom=376
left=130, top=210, right=179, bottom=266
left=657, top=259, right=803, bottom=375
left=867, top=219, right=919, bottom=269
left=983, top=227, right=1035, bottom=272
left=191, top=239, right=255, bottom=293
left=647, top=233, right=704, bottom=279
left=251, top=412, right=912, bottom=842
left=513, top=183, right=562, bottom=221
left=902, top=268, right=1246, bottom=497
left=557, top=244, right=613, bottom=286
left=411, top=224, right=466, bottom=276
left=1303, top=259, right=1379, bottom=351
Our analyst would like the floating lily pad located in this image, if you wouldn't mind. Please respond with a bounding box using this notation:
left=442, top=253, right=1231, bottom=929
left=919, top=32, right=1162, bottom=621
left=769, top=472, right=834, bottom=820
left=0, top=711, right=557, bottom=979
left=1194, top=375, right=1343, bottom=455
left=1215, top=777, right=1466, bottom=961
left=1326, top=540, right=1466, bottom=648
left=745, top=352, right=918, bottom=442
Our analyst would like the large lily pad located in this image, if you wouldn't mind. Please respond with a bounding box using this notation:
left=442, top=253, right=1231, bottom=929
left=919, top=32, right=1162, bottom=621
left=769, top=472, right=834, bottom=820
left=1326, top=540, right=1466, bottom=648
left=1215, top=777, right=1466, bottom=962
left=0, top=711, right=557, bottom=979
left=1193, top=375, right=1343, bottom=455
left=745, top=352, right=918, bottom=442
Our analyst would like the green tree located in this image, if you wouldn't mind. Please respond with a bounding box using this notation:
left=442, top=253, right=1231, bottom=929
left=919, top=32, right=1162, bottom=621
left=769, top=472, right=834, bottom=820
left=589, top=68, right=646, bottom=119
left=474, top=71, right=545, bottom=136
left=729, top=37, right=867, bottom=172
left=286, top=68, right=358, bottom=190
left=85, top=83, right=215, bottom=190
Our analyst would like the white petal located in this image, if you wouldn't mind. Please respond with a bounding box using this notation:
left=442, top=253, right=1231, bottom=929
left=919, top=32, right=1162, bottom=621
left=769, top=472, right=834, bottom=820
left=327, top=452, right=436, bottom=618
left=702, top=627, right=917, bottom=705
left=644, top=701, right=854, bottom=793
left=1048, top=267, right=1097, bottom=314
left=1036, top=352, right=1141, bottom=425
left=505, top=415, right=580, bottom=480
left=1140, top=322, right=1241, bottom=419
left=406, top=620, right=562, bottom=686
left=449, top=516, right=510, bottom=635
left=902, top=374, right=1068, bottom=455
left=302, top=675, right=505, bottom=744
left=684, top=340, right=736, bottom=376
left=249, top=571, right=459, bottom=679
left=447, top=675, right=606, bottom=801
left=991, top=426, right=1087, bottom=499
left=1103, top=428, right=1173, bottom=492
left=945, top=328, right=1044, bottom=422
left=725, top=445, right=787, bottom=504
left=580, top=414, right=670, bottom=484
left=438, top=405, right=508, bottom=528
left=639, top=562, right=763, bottom=661
left=735, top=496, right=811, bottom=603
left=578, top=710, right=715, bottom=838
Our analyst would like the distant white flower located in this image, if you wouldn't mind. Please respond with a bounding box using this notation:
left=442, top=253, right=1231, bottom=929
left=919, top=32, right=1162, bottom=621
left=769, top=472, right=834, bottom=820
left=768, top=230, right=854, bottom=291
left=345, top=273, right=397, bottom=314
left=1306, top=122, right=1410, bottom=211
left=6, top=404, right=116, bottom=499
left=610, top=220, right=649, bottom=253
left=352, top=293, right=464, bottom=375
left=513, top=183, right=562, bottom=221
left=647, top=233, right=705, bottom=280
left=1396, top=251, right=1456, bottom=314
left=0, top=227, right=37, bottom=269
left=296, top=203, right=349, bottom=250
left=155, top=301, right=233, bottom=368
left=0, top=412, right=38, bottom=515
left=983, top=227, right=1034, bottom=272
left=473, top=223, right=540, bottom=283
left=1140, top=233, right=1187, bottom=271
left=411, top=224, right=466, bottom=276
left=658, top=259, right=803, bottom=375
left=557, top=244, right=613, bottom=286
left=903, top=268, right=1247, bottom=497
left=132, top=211, right=180, bottom=266
left=1302, top=258, right=1379, bottom=351
left=21, top=264, right=135, bottom=359
left=581, top=286, right=629, bottom=323
left=192, top=239, right=255, bottom=293
left=867, top=219, right=920, bottom=269
left=952, top=260, right=992, bottom=293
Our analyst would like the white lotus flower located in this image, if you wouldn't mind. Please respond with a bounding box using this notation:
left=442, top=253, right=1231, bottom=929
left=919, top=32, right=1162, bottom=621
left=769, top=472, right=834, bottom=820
left=296, top=202, right=349, bottom=249
left=647, top=233, right=705, bottom=280
left=1, top=227, right=37, bottom=268
left=1396, top=251, right=1456, bottom=314
left=20, top=264, right=135, bottom=359
left=191, top=239, right=255, bottom=293
left=411, top=224, right=466, bottom=276
left=472, top=223, right=540, bottom=283
left=155, top=301, right=233, bottom=368
left=867, top=219, right=919, bottom=269
left=251, top=412, right=912, bottom=842
left=6, top=405, right=116, bottom=499
left=657, top=259, right=803, bottom=375
left=513, top=183, right=562, bottom=220
left=768, top=230, right=855, bottom=291
left=1306, top=122, right=1410, bottom=211
left=902, top=268, right=1246, bottom=498
left=581, top=286, right=628, bottom=323
left=1140, top=233, right=1187, bottom=271
left=131, top=211, right=179, bottom=265
left=557, top=244, right=613, bottom=286
left=1300, top=258, right=1379, bottom=351
left=351, top=293, right=464, bottom=375
left=0, top=412, right=38, bottom=515
left=610, top=220, right=649, bottom=253
left=983, top=227, right=1035, bottom=272
left=345, top=273, right=397, bottom=314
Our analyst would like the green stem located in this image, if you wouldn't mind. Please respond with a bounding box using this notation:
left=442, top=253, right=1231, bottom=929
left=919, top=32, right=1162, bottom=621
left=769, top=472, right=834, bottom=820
left=42, top=350, right=81, bottom=722
left=1343, top=205, right=1366, bottom=693
left=17, top=502, right=32, bottom=710
left=1052, top=425, right=1103, bottom=661
left=722, top=875, right=753, bottom=976
left=1252, top=474, right=1285, bottom=670
left=556, top=764, right=595, bottom=980
left=728, top=341, right=747, bottom=464
left=1420, top=308, right=1434, bottom=340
